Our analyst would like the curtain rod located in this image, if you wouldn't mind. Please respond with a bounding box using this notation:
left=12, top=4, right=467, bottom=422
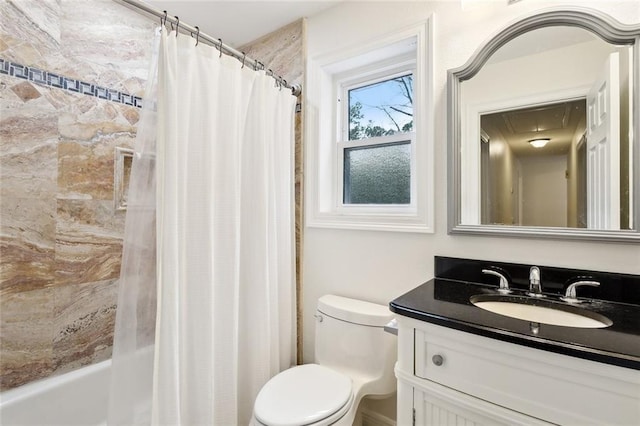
left=118, top=0, right=302, bottom=96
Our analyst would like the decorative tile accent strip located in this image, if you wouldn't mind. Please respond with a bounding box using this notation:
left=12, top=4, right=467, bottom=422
left=0, top=58, right=143, bottom=108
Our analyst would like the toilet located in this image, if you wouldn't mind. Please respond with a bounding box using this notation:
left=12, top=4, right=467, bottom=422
left=252, top=294, right=397, bottom=426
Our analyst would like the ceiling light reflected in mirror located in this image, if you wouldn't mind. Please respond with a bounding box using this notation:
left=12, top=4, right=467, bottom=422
left=529, top=138, right=550, bottom=148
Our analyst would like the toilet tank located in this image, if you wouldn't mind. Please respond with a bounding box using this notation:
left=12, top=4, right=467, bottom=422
left=314, top=295, right=396, bottom=387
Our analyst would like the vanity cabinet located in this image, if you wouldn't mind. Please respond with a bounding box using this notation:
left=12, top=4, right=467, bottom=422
left=396, top=317, right=640, bottom=426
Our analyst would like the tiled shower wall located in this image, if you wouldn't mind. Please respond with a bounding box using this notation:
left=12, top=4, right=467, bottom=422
left=0, top=0, right=155, bottom=390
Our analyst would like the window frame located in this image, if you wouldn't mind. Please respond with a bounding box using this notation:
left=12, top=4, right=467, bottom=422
left=305, top=18, right=434, bottom=233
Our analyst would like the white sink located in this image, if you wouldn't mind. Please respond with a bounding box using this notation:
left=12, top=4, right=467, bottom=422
left=470, top=294, right=612, bottom=328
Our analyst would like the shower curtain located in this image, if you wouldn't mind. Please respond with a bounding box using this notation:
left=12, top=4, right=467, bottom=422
left=108, top=28, right=297, bottom=426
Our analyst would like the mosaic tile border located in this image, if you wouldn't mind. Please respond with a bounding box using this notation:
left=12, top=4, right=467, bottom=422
left=0, top=58, right=143, bottom=108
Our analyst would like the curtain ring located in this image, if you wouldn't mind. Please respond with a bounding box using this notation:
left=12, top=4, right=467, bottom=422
left=218, top=38, right=223, bottom=58
left=282, top=79, right=287, bottom=91
left=161, top=10, right=167, bottom=27
left=241, top=52, right=246, bottom=69
left=254, top=59, right=259, bottom=71
left=174, top=16, right=179, bottom=37
left=194, top=26, right=200, bottom=46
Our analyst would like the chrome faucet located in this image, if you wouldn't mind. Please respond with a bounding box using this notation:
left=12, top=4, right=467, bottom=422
left=482, top=268, right=511, bottom=294
left=560, top=280, right=600, bottom=303
left=527, top=266, right=543, bottom=297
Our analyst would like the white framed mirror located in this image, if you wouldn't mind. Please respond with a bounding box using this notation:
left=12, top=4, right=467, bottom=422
left=448, top=8, right=640, bottom=242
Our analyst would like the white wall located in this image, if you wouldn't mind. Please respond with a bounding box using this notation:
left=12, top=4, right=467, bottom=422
left=462, top=38, right=616, bottom=107
left=303, top=0, right=640, bottom=362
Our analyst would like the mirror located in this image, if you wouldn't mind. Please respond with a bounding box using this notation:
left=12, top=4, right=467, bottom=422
left=448, top=9, right=640, bottom=242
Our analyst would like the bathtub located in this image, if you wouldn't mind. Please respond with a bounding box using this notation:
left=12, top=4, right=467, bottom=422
left=0, top=360, right=111, bottom=426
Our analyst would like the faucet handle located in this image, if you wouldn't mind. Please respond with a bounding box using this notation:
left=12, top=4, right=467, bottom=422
left=482, top=269, right=511, bottom=294
left=561, top=280, right=600, bottom=303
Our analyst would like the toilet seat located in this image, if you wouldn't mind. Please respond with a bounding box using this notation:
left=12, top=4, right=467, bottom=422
left=253, top=364, right=353, bottom=426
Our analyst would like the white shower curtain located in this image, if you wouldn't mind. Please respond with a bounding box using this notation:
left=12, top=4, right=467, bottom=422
left=109, top=28, right=297, bottom=426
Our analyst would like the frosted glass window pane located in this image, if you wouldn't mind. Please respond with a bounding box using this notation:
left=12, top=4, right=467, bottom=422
left=348, top=75, right=413, bottom=140
left=344, top=142, right=410, bottom=204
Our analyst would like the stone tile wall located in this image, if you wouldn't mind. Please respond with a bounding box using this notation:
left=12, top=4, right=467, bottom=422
left=0, top=0, right=155, bottom=390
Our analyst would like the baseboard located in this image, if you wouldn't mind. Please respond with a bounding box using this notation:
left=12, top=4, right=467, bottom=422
left=360, top=407, right=397, bottom=426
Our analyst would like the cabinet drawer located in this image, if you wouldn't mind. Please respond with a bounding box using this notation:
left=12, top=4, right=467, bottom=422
left=413, top=322, right=640, bottom=425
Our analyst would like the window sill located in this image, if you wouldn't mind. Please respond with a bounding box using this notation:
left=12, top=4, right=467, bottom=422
left=307, top=212, right=433, bottom=233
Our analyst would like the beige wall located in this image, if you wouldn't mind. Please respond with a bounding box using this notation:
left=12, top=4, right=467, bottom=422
left=487, top=131, right=517, bottom=225
left=303, top=0, right=640, bottom=368
left=521, top=155, right=568, bottom=227
left=566, top=116, right=586, bottom=227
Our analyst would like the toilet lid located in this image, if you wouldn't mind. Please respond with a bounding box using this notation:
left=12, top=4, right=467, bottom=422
left=254, top=364, right=352, bottom=426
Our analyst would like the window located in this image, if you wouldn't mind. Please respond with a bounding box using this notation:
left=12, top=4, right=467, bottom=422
left=306, top=19, right=433, bottom=232
left=339, top=71, right=415, bottom=205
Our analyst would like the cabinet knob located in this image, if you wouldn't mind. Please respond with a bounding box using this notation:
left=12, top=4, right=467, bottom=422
left=432, top=354, right=444, bottom=366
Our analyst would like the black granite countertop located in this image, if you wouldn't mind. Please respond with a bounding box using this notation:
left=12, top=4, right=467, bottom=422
left=390, top=257, right=640, bottom=370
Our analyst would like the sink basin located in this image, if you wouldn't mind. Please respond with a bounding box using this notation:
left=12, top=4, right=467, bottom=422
left=470, top=294, right=612, bottom=328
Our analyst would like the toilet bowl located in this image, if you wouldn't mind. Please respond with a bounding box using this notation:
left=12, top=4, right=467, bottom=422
left=253, top=364, right=354, bottom=426
left=252, top=295, right=397, bottom=426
